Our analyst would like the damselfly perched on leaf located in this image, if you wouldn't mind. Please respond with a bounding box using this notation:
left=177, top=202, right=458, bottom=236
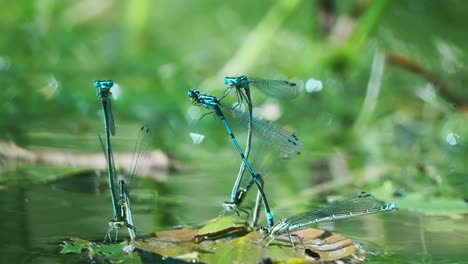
left=94, top=80, right=153, bottom=241
left=260, top=192, right=397, bottom=248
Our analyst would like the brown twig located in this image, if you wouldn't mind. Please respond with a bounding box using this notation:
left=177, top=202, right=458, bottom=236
left=0, top=140, right=183, bottom=181
left=386, top=52, right=464, bottom=106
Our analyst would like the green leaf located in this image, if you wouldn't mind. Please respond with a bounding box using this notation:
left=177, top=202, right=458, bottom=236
left=63, top=220, right=361, bottom=263
left=60, top=238, right=142, bottom=263
left=59, top=244, right=84, bottom=254
left=59, top=238, right=90, bottom=254
left=132, top=224, right=360, bottom=263
left=196, top=216, right=245, bottom=235
left=132, top=229, right=201, bottom=259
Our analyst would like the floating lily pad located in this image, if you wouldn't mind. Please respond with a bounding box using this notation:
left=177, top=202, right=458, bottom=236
left=132, top=229, right=200, bottom=259
left=205, top=228, right=357, bottom=263
left=131, top=218, right=363, bottom=263
left=62, top=217, right=364, bottom=263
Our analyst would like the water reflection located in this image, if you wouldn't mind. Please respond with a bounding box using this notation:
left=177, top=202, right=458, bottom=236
left=1, top=174, right=468, bottom=263
left=50, top=170, right=104, bottom=194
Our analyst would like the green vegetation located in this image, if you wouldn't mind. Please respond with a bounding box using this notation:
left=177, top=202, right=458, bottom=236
left=1, top=1, right=468, bottom=263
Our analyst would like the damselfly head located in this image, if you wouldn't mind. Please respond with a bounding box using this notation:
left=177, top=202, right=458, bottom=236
left=187, top=89, right=200, bottom=99
left=224, top=76, right=249, bottom=87
left=94, top=80, right=114, bottom=90
left=384, top=203, right=398, bottom=211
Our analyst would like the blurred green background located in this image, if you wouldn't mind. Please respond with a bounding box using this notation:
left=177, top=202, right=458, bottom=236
left=1, top=0, right=468, bottom=263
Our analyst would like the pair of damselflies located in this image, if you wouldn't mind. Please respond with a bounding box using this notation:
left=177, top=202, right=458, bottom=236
left=188, top=75, right=303, bottom=228
left=189, top=76, right=398, bottom=236
left=223, top=76, right=303, bottom=226
left=94, top=80, right=153, bottom=242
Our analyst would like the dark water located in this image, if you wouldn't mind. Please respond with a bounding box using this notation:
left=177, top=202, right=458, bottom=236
left=1, top=171, right=467, bottom=264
